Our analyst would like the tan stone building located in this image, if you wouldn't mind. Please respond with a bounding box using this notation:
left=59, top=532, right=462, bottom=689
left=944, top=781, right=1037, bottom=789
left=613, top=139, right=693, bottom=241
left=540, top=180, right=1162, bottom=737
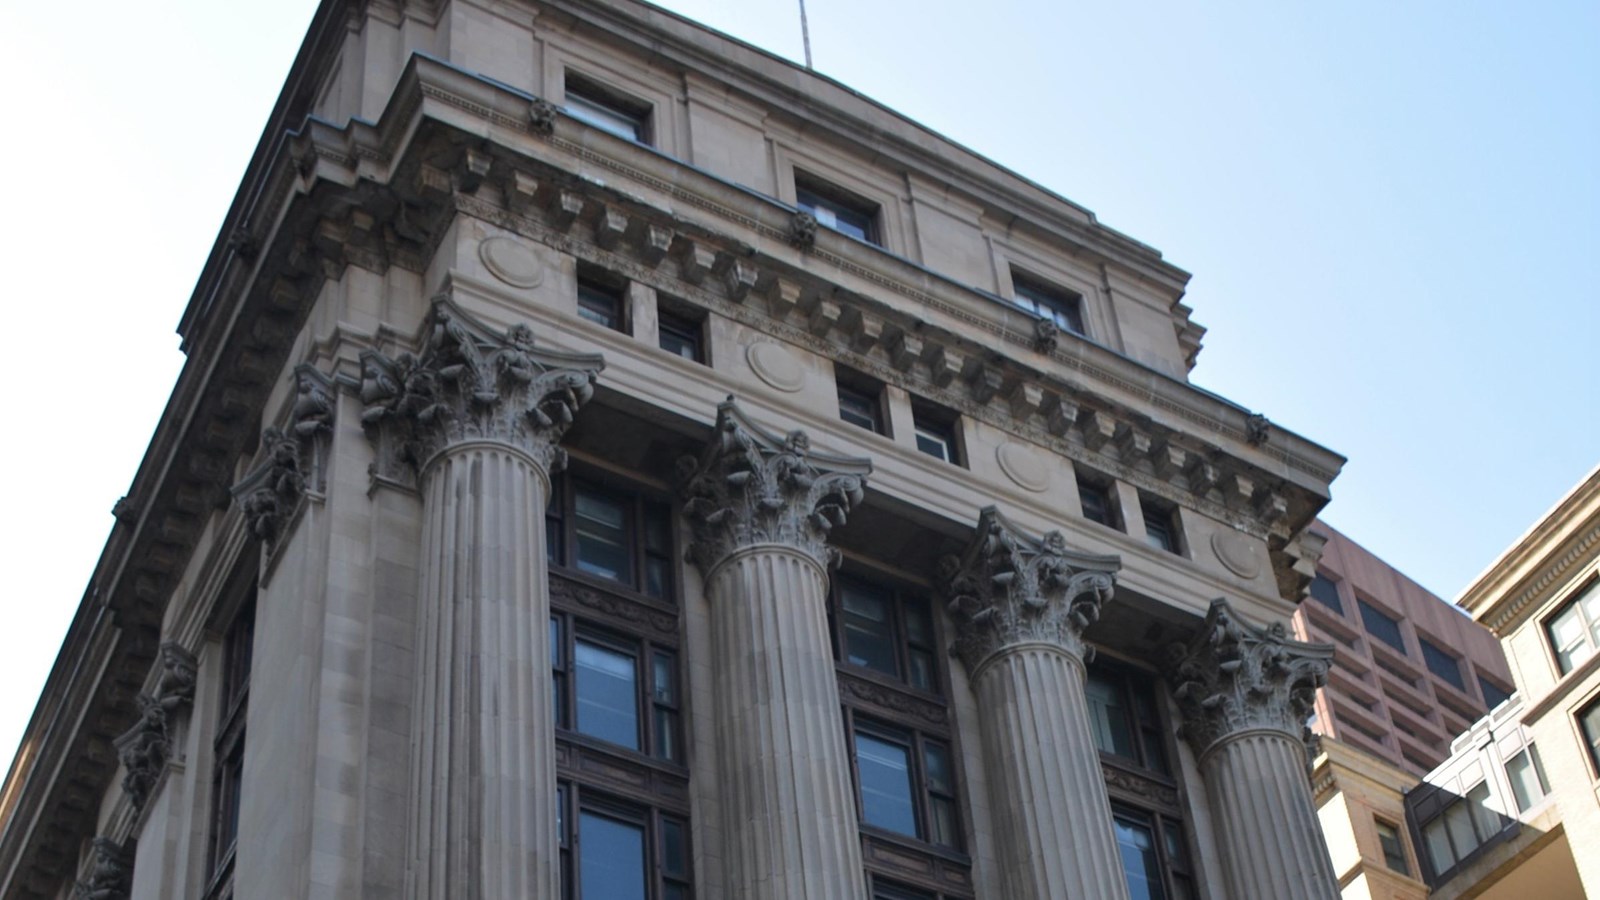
left=0, top=2, right=1354, bottom=899
left=1404, top=464, right=1600, bottom=899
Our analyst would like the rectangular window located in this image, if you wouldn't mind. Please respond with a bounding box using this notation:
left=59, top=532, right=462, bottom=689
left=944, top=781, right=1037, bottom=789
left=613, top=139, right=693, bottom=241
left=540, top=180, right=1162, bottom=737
left=872, top=880, right=937, bottom=900
left=1308, top=574, right=1343, bottom=614
left=1140, top=494, right=1181, bottom=555
left=911, top=404, right=959, bottom=465
left=1376, top=818, right=1409, bottom=874
left=795, top=176, right=879, bottom=245
left=551, top=616, right=681, bottom=763
left=1478, top=676, right=1512, bottom=710
left=834, top=575, right=940, bottom=693
left=657, top=309, right=704, bottom=363
left=1420, top=638, right=1466, bottom=692
left=1505, top=745, right=1549, bottom=812
left=1086, top=663, right=1170, bottom=776
left=1112, top=809, right=1192, bottom=900
left=838, top=383, right=885, bottom=434
left=551, top=475, right=675, bottom=604
left=1011, top=271, right=1087, bottom=336
left=557, top=785, right=691, bottom=900
left=1358, top=600, right=1407, bottom=654
left=564, top=73, right=651, bottom=144
left=1581, top=700, right=1600, bottom=777
left=209, top=593, right=256, bottom=887
left=851, top=722, right=962, bottom=851
left=576, top=270, right=627, bottom=332
left=1078, top=472, right=1120, bottom=530
left=1546, top=580, right=1600, bottom=674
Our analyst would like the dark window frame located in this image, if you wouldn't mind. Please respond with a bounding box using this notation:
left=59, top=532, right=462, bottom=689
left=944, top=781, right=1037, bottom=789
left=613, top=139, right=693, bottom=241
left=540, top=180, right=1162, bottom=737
left=1139, top=493, right=1182, bottom=555
left=910, top=401, right=961, bottom=466
left=794, top=173, right=881, bottom=246
left=1544, top=578, right=1600, bottom=675
left=1478, top=675, right=1512, bottom=710
left=576, top=267, right=629, bottom=333
left=656, top=307, right=705, bottom=364
left=846, top=714, right=963, bottom=852
left=829, top=573, right=942, bottom=695
left=1581, top=699, right=1600, bottom=779
left=1087, top=659, right=1173, bottom=778
left=557, top=780, right=692, bottom=900
left=547, top=473, right=676, bottom=605
left=551, top=614, right=682, bottom=763
left=206, top=588, right=257, bottom=898
left=1358, top=599, right=1407, bottom=655
left=563, top=71, right=653, bottom=144
left=1420, top=637, right=1466, bottom=692
left=1111, top=805, right=1194, bottom=900
left=1077, top=471, right=1121, bottom=531
left=1375, top=817, right=1410, bottom=875
left=1308, top=573, right=1344, bottom=614
left=1010, top=270, right=1087, bottom=337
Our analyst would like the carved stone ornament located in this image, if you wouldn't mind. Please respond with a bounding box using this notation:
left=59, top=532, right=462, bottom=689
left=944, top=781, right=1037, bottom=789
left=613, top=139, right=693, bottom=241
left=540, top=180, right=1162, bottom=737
left=114, top=642, right=197, bottom=812
left=1245, top=412, right=1270, bottom=446
left=360, top=296, right=604, bottom=483
left=231, top=365, right=336, bottom=550
left=678, top=396, right=870, bottom=574
left=529, top=97, right=558, bottom=136
left=1032, top=316, right=1059, bottom=354
left=788, top=211, right=818, bottom=250
left=940, top=506, right=1121, bottom=675
left=74, top=837, right=131, bottom=900
left=1166, top=597, right=1333, bottom=759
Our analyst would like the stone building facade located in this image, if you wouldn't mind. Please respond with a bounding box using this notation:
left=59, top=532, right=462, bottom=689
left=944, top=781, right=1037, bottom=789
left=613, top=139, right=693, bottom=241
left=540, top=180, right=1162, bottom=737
left=0, top=2, right=1351, bottom=899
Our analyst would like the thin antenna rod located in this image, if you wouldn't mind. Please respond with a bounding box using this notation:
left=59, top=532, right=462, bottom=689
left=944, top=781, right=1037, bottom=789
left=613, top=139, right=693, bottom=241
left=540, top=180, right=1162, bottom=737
left=798, top=0, right=814, bottom=69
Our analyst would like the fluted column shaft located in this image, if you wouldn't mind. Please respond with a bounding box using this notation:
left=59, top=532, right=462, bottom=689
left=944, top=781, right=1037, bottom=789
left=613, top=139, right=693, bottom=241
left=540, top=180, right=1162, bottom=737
left=1168, top=597, right=1338, bottom=900
left=706, top=545, right=867, bottom=900
left=971, top=644, right=1132, bottom=900
left=407, top=444, right=557, bottom=899
left=1201, top=731, right=1337, bottom=900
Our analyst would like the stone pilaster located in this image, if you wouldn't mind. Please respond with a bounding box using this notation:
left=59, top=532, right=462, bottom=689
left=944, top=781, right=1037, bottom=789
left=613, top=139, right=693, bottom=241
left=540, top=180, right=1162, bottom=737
left=1167, top=597, right=1338, bottom=900
left=362, top=297, right=602, bottom=899
left=680, top=397, right=871, bottom=900
left=942, top=506, right=1130, bottom=900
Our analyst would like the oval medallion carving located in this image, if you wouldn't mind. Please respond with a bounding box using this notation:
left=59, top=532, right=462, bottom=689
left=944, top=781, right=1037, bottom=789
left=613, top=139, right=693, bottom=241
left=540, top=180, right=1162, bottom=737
left=478, top=236, right=544, bottom=288
left=996, top=441, right=1050, bottom=493
left=1211, top=530, right=1262, bottom=579
left=747, top=342, right=805, bottom=393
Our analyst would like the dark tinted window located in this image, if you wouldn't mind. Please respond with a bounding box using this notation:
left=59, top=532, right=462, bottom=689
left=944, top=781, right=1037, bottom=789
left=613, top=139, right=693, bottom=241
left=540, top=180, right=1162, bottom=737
left=1358, top=600, right=1406, bottom=653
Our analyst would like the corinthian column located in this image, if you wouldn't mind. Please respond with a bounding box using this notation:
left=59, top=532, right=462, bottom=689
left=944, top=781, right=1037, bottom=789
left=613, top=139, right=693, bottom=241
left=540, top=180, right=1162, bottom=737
left=1168, top=598, right=1338, bottom=900
left=361, top=297, right=603, bottom=899
left=679, top=397, right=871, bottom=900
left=942, top=507, right=1131, bottom=900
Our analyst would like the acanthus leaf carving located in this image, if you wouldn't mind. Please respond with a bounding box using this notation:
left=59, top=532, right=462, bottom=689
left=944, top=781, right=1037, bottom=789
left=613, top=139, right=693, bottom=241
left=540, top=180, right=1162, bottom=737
left=1165, top=597, right=1333, bottom=759
left=74, top=837, right=132, bottom=900
left=940, top=506, right=1121, bottom=675
left=360, top=295, right=605, bottom=484
left=678, top=396, right=870, bottom=575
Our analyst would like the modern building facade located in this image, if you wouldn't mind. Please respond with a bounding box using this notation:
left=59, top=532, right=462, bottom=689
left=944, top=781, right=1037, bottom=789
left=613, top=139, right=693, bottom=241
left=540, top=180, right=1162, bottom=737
left=1412, top=464, right=1600, bottom=898
left=0, top=2, right=1353, bottom=899
left=1297, top=521, right=1515, bottom=778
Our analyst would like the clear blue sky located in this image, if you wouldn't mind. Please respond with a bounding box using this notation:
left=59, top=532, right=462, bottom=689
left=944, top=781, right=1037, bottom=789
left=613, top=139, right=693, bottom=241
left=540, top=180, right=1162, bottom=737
left=0, top=1, right=1594, bottom=768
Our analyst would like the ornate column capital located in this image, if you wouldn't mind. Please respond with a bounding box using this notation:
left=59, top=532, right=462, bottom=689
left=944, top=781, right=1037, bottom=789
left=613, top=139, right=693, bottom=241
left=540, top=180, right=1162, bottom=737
left=678, top=397, right=871, bottom=576
left=941, top=506, right=1121, bottom=674
left=360, top=296, right=604, bottom=482
left=1166, top=597, right=1333, bottom=758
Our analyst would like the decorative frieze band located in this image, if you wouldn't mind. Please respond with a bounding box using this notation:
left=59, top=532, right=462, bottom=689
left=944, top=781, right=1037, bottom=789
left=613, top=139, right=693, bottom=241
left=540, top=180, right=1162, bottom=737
left=678, top=396, right=871, bottom=575
left=1166, top=597, right=1333, bottom=759
left=941, top=506, right=1121, bottom=674
left=359, top=295, right=604, bottom=484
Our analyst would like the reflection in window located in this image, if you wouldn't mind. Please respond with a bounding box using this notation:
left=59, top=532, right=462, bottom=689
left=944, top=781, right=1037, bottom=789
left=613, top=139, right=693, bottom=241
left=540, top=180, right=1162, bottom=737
left=1309, top=574, right=1343, bottom=613
left=834, top=575, right=939, bottom=693
left=856, top=731, right=917, bottom=837
left=1358, top=600, right=1407, bottom=654
left=552, top=617, right=680, bottom=762
left=580, top=810, right=646, bottom=900
left=850, top=723, right=962, bottom=851
left=549, top=475, right=675, bottom=603
left=1112, top=810, right=1192, bottom=900
left=1547, top=581, right=1600, bottom=674
left=576, top=638, right=639, bottom=750
left=1421, top=781, right=1505, bottom=875
left=1504, top=745, right=1549, bottom=813
left=1376, top=818, right=1409, bottom=874
left=1087, top=665, right=1170, bottom=775
left=575, top=489, right=629, bottom=580
left=557, top=785, right=692, bottom=900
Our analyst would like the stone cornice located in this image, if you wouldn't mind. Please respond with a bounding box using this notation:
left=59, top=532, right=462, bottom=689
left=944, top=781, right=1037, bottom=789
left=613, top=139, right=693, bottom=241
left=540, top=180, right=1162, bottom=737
left=941, top=507, right=1121, bottom=675
left=1455, top=466, right=1600, bottom=635
left=359, top=295, right=604, bottom=484
left=1167, top=597, right=1334, bottom=761
left=679, top=396, right=871, bottom=576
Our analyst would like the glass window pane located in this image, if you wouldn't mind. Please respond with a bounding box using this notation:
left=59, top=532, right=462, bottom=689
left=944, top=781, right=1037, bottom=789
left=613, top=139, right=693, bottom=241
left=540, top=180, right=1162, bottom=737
left=579, top=811, right=646, bottom=900
left=1423, top=818, right=1456, bottom=872
left=855, top=732, right=917, bottom=837
left=928, top=796, right=959, bottom=850
left=1358, top=600, right=1407, bottom=653
left=924, top=742, right=953, bottom=793
left=838, top=386, right=880, bottom=432
left=1421, top=639, right=1466, bottom=691
left=1114, top=814, right=1167, bottom=900
left=1087, top=672, right=1137, bottom=758
left=914, top=426, right=951, bottom=462
left=1466, top=781, right=1500, bottom=841
left=661, top=817, right=688, bottom=877
left=1581, top=703, right=1600, bottom=769
left=1506, top=750, right=1545, bottom=812
left=1309, top=575, right=1343, bottom=613
left=575, top=488, right=630, bottom=581
left=575, top=639, right=639, bottom=750
left=842, top=582, right=899, bottom=677
left=1376, top=820, right=1409, bottom=874
left=1443, top=799, right=1478, bottom=857
left=1479, top=676, right=1512, bottom=710
left=908, top=649, right=936, bottom=693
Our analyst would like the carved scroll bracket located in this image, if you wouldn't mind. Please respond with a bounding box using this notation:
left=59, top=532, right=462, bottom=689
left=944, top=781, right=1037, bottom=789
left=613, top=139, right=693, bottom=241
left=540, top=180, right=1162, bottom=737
left=359, top=295, right=604, bottom=488
left=678, top=396, right=871, bottom=577
left=74, top=837, right=132, bottom=900
left=1166, top=597, right=1333, bottom=760
left=113, top=643, right=197, bottom=815
left=230, top=364, right=336, bottom=559
left=941, top=506, right=1121, bottom=676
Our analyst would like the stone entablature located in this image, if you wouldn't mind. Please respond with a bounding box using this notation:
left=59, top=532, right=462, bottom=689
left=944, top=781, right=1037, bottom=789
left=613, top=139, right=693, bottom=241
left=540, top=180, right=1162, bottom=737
left=942, top=506, right=1121, bottom=674
left=1168, top=597, right=1334, bottom=760
left=679, top=396, right=870, bottom=576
